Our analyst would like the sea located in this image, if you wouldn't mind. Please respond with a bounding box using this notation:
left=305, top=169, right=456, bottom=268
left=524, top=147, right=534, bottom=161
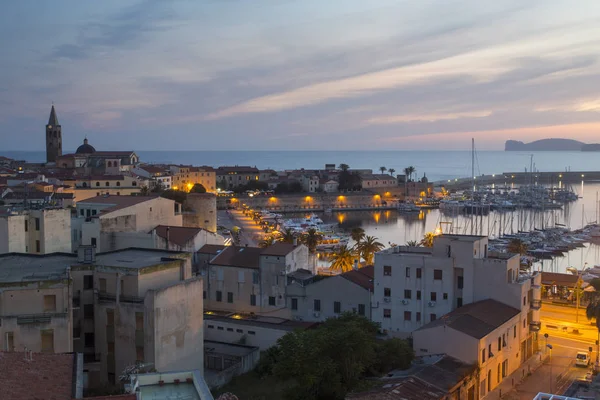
left=4, top=149, right=600, bottom=272
left=3, top=150, right=600, bottom=182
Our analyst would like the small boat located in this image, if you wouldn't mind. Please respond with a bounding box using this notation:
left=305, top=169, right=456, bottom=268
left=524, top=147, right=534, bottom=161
left=397, top=203, right=420, bottom=213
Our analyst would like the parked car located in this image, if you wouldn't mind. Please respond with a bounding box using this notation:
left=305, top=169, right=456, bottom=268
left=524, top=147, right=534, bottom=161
left=576, top=351, right=591, bottom=367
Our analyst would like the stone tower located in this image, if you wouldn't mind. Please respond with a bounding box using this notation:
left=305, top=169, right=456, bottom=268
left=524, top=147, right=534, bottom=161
left=46, top=104, right=62, bottom=163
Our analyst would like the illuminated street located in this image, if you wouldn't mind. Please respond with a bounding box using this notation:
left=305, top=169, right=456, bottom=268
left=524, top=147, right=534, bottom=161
left=217, top=209, right=264, bottom=246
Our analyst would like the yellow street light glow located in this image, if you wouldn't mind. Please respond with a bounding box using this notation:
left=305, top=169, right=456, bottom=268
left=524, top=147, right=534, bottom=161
left=305, top=196, right=312, bottom=202
left=374, top=194, right=381, bottom=199
left=582, top=174, right=585, bottom=177
left=338, top=195, right=346, bottom=201
left=172, top=186, right=178, bottom=190
left=231, top=314, right=243, bottom=320
left=269, top=196, right=277, bottom=202
left=511, top=175, right=515, bottom=178
left=559, top=174, right=562, bottom=178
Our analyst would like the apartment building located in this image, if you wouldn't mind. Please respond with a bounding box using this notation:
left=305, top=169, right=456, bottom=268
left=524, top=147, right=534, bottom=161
left=202, top=243, right=309, bottom=316
left=0, top=253, right=73, bottom=354
left=286, top=266, right=373, bottom=322
left=0, top=208, right=72, bottom=254
left=132, top=165, right=173, bottom=190
left=70, top=247, right=203, bottom=387
left=170, top=165, right=216, bottom=192
left=373, top=235, right=541, bottom=340
left=216, top=166, right=274, bottom=189
left=72, top=195, right=182, bottom=252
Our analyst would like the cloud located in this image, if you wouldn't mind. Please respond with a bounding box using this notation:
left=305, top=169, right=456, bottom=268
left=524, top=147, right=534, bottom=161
left=367, top=111, right=492, bottom=125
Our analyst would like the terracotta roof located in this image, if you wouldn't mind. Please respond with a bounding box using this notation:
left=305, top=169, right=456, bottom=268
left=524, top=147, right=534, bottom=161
left=84, top=175, right=126, bottom=180
left=341, top=265, right=374, bottom=292
left=541, top=272, right=578, bottom=286
left=210, top=246, right=263, bottom=269
left=260, top=242, right=297, bottom=256
left=153, top=225, right=203, bottom=247
left=0, top=351, right=75, bottom=400
left=416, top=299, right=520, bottom=339
left=347, top=376, right=446, bottom=400
left=90, top=151, right=135, bottom=157
left=139, top=165, right=169, bottom=174
left=198, top=244, right=227, bottom=254
left=216, top=166, right=259, bottom=174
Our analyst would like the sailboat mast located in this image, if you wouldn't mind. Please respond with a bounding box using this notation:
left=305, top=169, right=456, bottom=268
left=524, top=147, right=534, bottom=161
left=472, top=138, right=475, bottom=191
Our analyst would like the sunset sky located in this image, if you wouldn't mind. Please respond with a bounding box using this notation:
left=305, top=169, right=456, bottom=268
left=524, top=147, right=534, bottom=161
left=2, top=0, right=600, bottom=150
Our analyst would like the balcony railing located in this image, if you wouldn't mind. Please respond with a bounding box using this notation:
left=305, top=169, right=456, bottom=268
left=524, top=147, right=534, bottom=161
left=121, top=294, right=145, bottom=304
left=530, top=299, right=542, bottom=310
left=14, top=312, right=68, bottom=325
left=98, top=291, right=117, bottom=302
left=529, top=321, right=541, bottom=332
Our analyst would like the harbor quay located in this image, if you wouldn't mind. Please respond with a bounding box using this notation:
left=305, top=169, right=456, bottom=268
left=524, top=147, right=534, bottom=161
left=437, top=170, right=600, bottom=190
left=217, top=190, right=410, bottom=212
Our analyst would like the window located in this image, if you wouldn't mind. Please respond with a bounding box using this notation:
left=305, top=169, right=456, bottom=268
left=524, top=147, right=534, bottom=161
left=488, top=344, right=492, bottom=358
left=269, top=296, right=276, bottom=306
left=482, top=348, right=486, bottom=363
left=457, top=297, right=463, bottom=308
left=96, top=182, right=100, bottom=187
left=404, top=289, right=411, bottom=299
left=384, top=287, right=391, bottom=297
left=136, top=347, right=144, bottom=362
left=35, top=240, right=40, bottom=253
left=41, top=330, right=54, bottom=353
left=83, top=275, right=93, bottom=290
left=433, top=269, right=443, bottom=280
left=498, top=337, right=502, bottom=351
left=80, top=209, right=84, bottom=216
left=248, top=331, right=256, bottom=335
left=227, top=292, right=233, bottom=303
left=108, top=373, right=116, bottom=385
left=227, top=328, right=233, bottom=332
left=416, top=312, right=421, bottom=322
left=105, top=182, right=109, bottom=187
left=99, top=278, right=107, bottom=292
left=250, top=294, right=256, bottom=306
left=203, top=291, right=206, bottom=299
left=84, top=304, right=94, bottom=319
left=314, top=299, right=321, bottom=311
left=43, top=295, right=56, bottom=312
left=457, top=276, right=464, bottom=289
left=523, top=296, right=526, bottom=306
left=358, top=304, right=366, bottom=316
left=514, top=326, right=517, bottom=338
left=523, top=319, right=526, bottom=328
left=253, top=271, right=259, bottom=284
left=238, top=271, right=245, bottom=283
left=216, top=291, right=222, bottom=302
left=84, top=332, right=95, bottom=348
left=404, top=311, right=411, bottom=321
left=24, top=220, right=28, bottom=232
left=334, top=301, right=341, bottom=314
left=416, top=268, right=422, bottom=278
left=443, top=293, right=448, bottom=300
left=502, top=334, right=507, bottom=347
left=132, top=181, right=137, bottom=187
left=383, top=265, right=392, bottom=276
left=430, top=313, right=436, bottom=322
left=430, top=292, right=437, bottom=302
left=107, top=309, right=114, bottom=326
left=4, top=332, right=14, bottom=351
left=208, top=325, right=214, bottom=329
left=405, top=267, right=410, bottom=278
left=217, top=326, right=224, bottom=330
left=91, top=237, right=97, bottom=247
left=383, top=309, right=391, bottom=318
left=291, top=298, right=298, bottom=310
left=236, top=329, right=243, bottom=333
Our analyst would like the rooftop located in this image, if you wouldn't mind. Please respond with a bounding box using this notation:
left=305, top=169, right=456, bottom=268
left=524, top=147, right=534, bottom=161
left=416, top=299, right=520, bottom=339
left=197, top=244, right=227, bottom=254
left=205, top=312, right=317, bottom=331
left=438, top=234, right=487, bottom=242
left=94, top=248, right=190, bottom=270
left=260, top=242, right=298, bottom=256
left=541, top=272, right=578, bottom=286
left=210, top=246, right=263, bottom=269
left=0, top=351, right=76, bottom=400
left=341, top=265, right=374, bottom=291
left=347, top=376, right=446, bottom=400
left=130, top=370, right=213, bottom=400
left=78, top=195, right=161, bottom=214
left=204, top=340, right=259, bottom=358
left=153, top=225, right=205, bottom=247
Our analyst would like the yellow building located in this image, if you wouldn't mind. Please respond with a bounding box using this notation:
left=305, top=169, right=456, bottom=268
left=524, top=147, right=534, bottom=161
left=170, top=165, right=216, bottom=192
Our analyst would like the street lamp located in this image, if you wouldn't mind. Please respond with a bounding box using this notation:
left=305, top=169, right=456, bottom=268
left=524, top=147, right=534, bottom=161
left=547, top=344, right=553, bottom=394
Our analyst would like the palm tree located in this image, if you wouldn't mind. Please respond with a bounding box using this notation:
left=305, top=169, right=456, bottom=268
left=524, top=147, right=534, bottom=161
left=357, top=235, right=384, bottom=265
left=301, top=228, right=322, bottom=253
left=406, top=240, right=420, bottom=247
left=279, top=228, right=296, bottom=244
left=403, top=167, right=411, bottom=180
left=408, top=166, right=416, bottom=181
left=507, top=238, right=528, bottom=255
left=330, top=245, right=356, bottom=273
left=259, top=236, right=276, bottom=248
left=350, top=227, right=365, bottom=246
left=339, top=163, right=350, bottom=172
left=420, top=232, right=435, bottom=247
left=379, top=166, right=387, bottom=174
left=586, top=301, right=600, bottom=349
left=388, top=168, right=396, bottom=177
left=140, top=186, right=150, bottom=196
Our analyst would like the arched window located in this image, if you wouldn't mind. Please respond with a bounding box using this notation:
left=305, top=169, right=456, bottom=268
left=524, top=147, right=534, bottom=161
left=82, top=182, right=87, bottom=188
left=116, top=182, right=120, bottom=187
left=107, top=161, right=112, bottom=167
left=105, top=182, right=109, bottom=187
left=95, top=182, right=100, bottom=187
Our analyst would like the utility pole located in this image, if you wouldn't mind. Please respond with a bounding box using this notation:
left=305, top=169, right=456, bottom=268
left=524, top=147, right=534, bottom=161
left=547, top=344, right=553, bottom=394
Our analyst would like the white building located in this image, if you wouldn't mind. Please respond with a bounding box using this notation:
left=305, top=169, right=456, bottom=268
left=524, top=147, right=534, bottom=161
left=286, top=266, right=373, bottom=322
left=373, top=235, right=541, bottom=338
left=319, top=179, right=339, bottom=193
left=0, top=208, right=72, bottom=254
left=300, top=175, right=320, bottom=193
left=72, top=195, right=182, bottom=252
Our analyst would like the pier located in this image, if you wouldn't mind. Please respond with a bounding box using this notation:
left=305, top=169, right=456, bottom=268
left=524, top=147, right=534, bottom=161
left=436, top=171, right=600, bottom=190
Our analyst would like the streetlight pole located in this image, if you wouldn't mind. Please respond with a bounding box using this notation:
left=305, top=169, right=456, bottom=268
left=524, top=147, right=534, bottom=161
left=547, top=344, right=553, bottom=394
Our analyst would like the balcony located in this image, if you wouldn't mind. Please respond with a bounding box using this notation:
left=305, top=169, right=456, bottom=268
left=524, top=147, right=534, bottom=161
left=530, top=321, right=541, bottom=332
left=98, top=291, right=117, bottom=302
left=530, top=299, right=542, bottom=310
left=135, top=330, right=145, bottom=347
left=120, top=294, right=144, bottom=304
left=16, top=312, right=67, bottom=325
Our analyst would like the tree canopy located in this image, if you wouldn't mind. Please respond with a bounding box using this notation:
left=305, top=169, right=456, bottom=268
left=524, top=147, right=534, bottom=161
left=257, top=313, right=414, bottom=400
left=160, top=189, right=187, bottom=204
left=190, top=183, right=207, bottom=193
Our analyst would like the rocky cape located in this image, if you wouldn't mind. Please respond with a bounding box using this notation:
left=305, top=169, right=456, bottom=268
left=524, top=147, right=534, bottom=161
left=505, top=139, right=600, bottom=151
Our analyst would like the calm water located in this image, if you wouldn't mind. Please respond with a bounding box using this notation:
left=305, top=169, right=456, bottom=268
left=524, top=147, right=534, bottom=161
left=4, top=150, right=600, bottom=181
left=321, top=182, right=600, bottom=273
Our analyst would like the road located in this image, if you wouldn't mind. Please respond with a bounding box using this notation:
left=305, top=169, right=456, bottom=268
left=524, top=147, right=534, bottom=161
left=541, top=303, right=600, bottom=347
left=217, top=209, right=264, bottom=247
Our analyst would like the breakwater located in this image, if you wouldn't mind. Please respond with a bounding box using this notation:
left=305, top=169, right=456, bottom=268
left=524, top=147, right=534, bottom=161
left=437, top=171, right=599, bottom=190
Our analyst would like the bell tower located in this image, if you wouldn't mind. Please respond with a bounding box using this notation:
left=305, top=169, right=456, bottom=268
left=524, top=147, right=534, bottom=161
left=46, top=104, right=62, bottom=163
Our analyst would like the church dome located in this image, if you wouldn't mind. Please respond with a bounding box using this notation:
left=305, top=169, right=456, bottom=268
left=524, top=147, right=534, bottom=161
left=76, top=138, right=96, bottom=154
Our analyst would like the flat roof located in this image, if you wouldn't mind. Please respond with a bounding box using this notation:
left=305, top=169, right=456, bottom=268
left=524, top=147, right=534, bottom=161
left=0, top=253, right=73, bottom=283
left=205, top=313, right=317, bottom=331
left=139, top=383, right=200, bottom=400
left=204, top=340, right=258, bottom=358
left=94, top=249, right=189, bottom=270
left=439, top=234, right=487, bottom=241
left=78, top=195, right=162, bottom=214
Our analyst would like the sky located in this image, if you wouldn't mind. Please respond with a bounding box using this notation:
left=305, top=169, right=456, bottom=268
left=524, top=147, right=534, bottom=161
left=2, top=0, right=600, bottom=151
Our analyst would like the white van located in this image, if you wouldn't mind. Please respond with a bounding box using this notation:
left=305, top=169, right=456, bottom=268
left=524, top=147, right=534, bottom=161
left=576, top=351, right=591, bottom=367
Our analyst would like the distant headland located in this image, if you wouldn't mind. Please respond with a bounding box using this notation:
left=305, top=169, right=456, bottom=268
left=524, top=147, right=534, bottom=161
left=505, top=138, right=600, bottom=151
